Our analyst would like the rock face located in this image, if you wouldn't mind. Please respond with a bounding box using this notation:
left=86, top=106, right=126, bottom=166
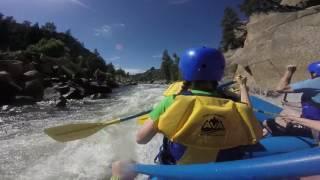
left=281, top=0, right=308, bottom=6
left=228, top=5, right=320, bottom=91
left=281, top=0, right=318, bottom=8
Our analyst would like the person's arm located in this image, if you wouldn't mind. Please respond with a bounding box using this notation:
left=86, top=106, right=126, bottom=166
left=111, top=160, right=136, bottom=180
left=276, top=65, right=297, bottom=93
left=236, top=75, right=252, bottom=107
left=136, top=96, right=175, bottom=144
left=283, top=116, right=320, bottom=131
left=136, top=119, right=157, bottom=144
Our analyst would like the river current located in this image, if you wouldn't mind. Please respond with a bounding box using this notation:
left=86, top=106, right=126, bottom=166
left=0, top=83, right=301, bottom=180
left=0, top=84, right=166, bottom=180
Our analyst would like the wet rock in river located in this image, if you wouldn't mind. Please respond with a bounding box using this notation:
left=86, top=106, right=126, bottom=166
left=56, top=96, right=67, bottom=107
left=63, top=87, right=85, bottom=100
left=23, top=79, right=44, bottom=100
left=23, top=70, right=41, bottom=81
left=14, top=96, right=37, bottom=105
left=43, top=87, right=60, bottom=101
left=56, top=85, right=70, bottom=95
left=0, top=71, right=23, bottom=104
left=0, top=60, right=24, bottom=79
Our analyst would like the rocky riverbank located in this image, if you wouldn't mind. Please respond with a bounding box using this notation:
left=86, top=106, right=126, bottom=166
left=0, top=14, right=138, bottom=107
left=0, top=51, right=130, bottom=107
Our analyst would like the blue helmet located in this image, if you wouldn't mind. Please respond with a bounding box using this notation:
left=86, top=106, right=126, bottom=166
left=179, top=47, right=225, bottom=81
left=308, top=61, right=320, bottom=77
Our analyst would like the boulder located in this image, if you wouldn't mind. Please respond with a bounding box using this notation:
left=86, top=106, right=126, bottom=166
left=43, top=87, right=60, bottom=101
left=14, top=96, right=37, bottom=105
left=106, top=80, right=119, bottom=89
left=63, top=87, right=85, bottom=99
left=94, top=69, right=107, bottom=84
left=228, top=5, right=320, bottom=90
left=38, top=61, right=54, bottom=75
left=56, top=96, right=67, bottom=107
left=0, top=71, right=22, bottom=104
left=73, top=78, right=89, bottom=86
left=86, top=82, right=112, bottom=95
left=23, top=70, right=41, bottom=81
left=22, top=62, right=36, bottom=73
left=90, top=93, right=110, bottom=99
left=56, top=85, right=70, bottom=95
left=23, top=79, right=44, bottom=100
left=0, top=60, right=24, bottom=79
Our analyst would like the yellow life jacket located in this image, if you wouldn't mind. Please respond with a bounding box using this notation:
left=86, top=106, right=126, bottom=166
left=162, top=81, right=240, bottom=97
left=155, top=95, right=263, bottom=164
left=163, top=81, right=184, bottom=96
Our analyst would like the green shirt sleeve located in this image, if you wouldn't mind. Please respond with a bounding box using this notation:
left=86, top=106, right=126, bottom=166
left=149, top=95, right=175, bottom=121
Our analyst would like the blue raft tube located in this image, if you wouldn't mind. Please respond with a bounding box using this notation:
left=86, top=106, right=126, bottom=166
left=134, top=147, right=320, bottom=179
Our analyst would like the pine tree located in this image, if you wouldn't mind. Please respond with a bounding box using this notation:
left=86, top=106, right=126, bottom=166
left=304, top=0, right=320, bottom=8
left=42, top=22, right=57, bottom=33
left=171, top=53, right=180, bottom=81
left=239, top=0, right=256, bottom=17
left=160, top=49, right=173, bottom=82
left=106, top=63, right=116, bottom=75
left=93, top=48, right=100, bottom=57
left=220, top=7, right=242, bottom=52
left=65, top=29, right=72, bottom=36
left=23, top=21, right=32, bottom=28
left=239, top=0, right=283, bottom=17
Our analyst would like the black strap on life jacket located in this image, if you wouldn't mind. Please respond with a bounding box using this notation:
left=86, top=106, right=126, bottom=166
left=154, top=137, right=176, bottom=165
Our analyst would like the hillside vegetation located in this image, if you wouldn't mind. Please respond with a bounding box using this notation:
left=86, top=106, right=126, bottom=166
left=0, top=13, right=129, bottom=105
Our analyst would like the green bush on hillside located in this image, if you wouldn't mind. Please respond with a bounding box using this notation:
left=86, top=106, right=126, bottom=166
left=27, top=38, right=65, bottom=58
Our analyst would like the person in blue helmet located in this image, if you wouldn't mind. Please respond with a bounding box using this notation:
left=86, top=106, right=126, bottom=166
left=265, top=62, right=320, bottom=140
left=110, top=47, right=262, bottom=179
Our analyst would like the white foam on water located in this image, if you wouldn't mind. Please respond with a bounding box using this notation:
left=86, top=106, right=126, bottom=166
left=0, top=84, right=166, bottom=180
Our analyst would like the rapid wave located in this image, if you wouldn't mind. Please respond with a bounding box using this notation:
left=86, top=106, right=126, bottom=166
left=0, top=84, right=165, bottom=180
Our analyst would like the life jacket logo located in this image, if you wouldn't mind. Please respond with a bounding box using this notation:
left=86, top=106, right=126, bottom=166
left=200, top=116, right=225, bottom=136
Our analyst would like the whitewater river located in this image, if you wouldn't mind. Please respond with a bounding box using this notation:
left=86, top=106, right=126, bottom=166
left=0, top=83, right=302, bottom=180
left=0, top=84, right=166, bottom=180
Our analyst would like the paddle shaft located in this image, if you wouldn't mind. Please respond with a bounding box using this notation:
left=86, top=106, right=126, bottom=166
left=116, top=110, right=151, bottom=123
left=44, top=109, right=152, bottom=142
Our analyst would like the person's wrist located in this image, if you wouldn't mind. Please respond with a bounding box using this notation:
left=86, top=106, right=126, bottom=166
left=285, top=70, right=293, bottom=75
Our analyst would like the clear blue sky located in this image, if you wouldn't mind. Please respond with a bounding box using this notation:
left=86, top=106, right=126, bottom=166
left=0, top=0, right=243, bottom=74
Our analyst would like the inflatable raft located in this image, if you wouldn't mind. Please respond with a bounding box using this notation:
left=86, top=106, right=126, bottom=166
left=133, top=96, right=319, bottom=179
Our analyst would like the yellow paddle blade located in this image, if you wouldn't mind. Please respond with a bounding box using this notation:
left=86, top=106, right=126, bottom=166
left=44, top=119, right=120, bottom=142
left=137, top=114, right=150, bottom=125
left=163, top=81, right=184, bottom=96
